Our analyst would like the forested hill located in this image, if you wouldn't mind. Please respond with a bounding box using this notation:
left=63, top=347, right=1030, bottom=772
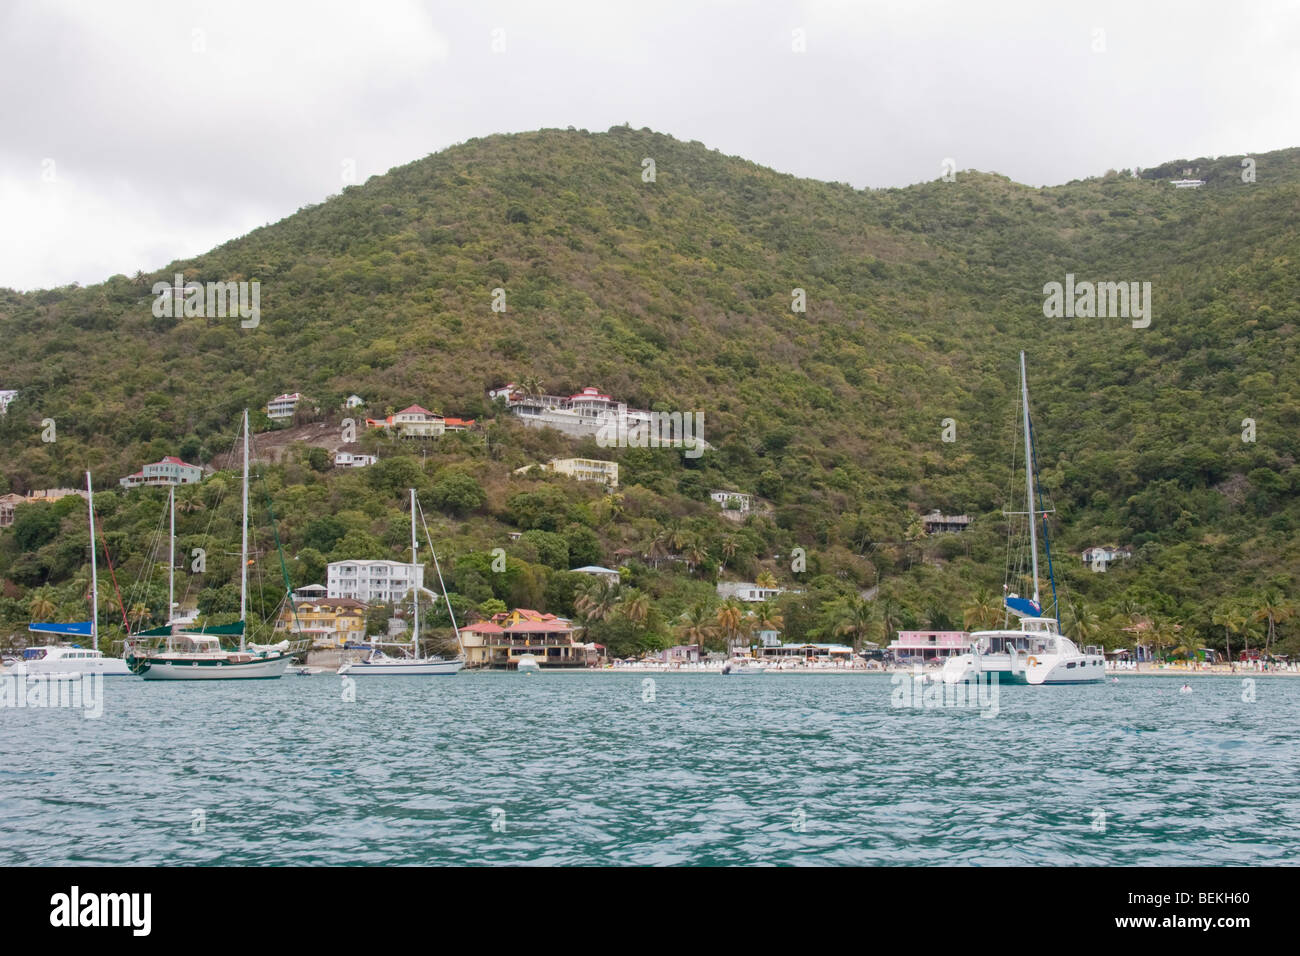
left=1, top=127, right=1298, bottom=655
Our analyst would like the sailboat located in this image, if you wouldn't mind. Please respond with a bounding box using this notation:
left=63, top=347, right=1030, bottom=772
left=941, top=353, right=1105, bottom=686
left=125, top=410, right=294, bottom=680
left=7, top=470, right=132, bottom=678
left=337, top=488, right=465, bottom=676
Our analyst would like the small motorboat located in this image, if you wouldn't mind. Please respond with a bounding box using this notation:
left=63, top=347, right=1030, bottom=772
left=516, top=654, right=541, bottom=673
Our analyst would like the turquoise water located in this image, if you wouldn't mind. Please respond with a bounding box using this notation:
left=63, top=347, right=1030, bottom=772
left=2, top=673, right=1298, bottom=865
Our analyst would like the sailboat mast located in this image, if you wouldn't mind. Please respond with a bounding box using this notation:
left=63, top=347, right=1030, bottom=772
left=410, top=488, right=419, bottom=658
left=240, top=408, right=249, bottom=652
left=87, top=470, right=99, bottom=652
left=1020, top=351, right=1040, bottom=608
left=168, top=486, right=175, bottom=624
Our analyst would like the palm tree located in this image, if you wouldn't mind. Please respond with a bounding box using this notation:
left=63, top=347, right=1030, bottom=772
left=617, top=588, right=651, bottom=627
left=28, top=593, right=57, bottom=621
left=128, top=602, right=151, bottom=632
left=1064, top=599, right=1101, bottom=646
left=833, top=596, right=878, bottom=650
left=755, top=569, right=778, bottom=590
left=876, top=597, right=903, bottom=644
left=1253, top=590, right=1292, bottom=657
left=753, top=601, right=784, bottom=637
left=1212, top=602, right=1249, bottom=665
left=1149, top=617, right=1180, bottom=661
left=676, top=602, right=715, bottom=651
left=962, top=588, right=1002, bottom=629
left=685, top=538, right=709, bottom=574
left=574, top=577, right=618, bottom=628
left=718, top=535, right=738, bottom=571
left=520, top=375, right=544, bottom=398
left=715, top=598, right=749, bottom=654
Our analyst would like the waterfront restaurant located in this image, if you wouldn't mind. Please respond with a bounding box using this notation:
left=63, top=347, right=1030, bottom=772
left=459, top=608, right=595, bottom=669
left=888, top=631, right=973, bottom=661
left=757, top=642, right=855, bottom=663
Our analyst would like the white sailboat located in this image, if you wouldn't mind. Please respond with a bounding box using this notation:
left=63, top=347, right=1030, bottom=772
left=337, top=488, right=465, bottom=676
left=126, top=410, right=294, bottom=680
left=941, top=353, right=1105, bottom=686
left=7, top=470, right=132, bottom=678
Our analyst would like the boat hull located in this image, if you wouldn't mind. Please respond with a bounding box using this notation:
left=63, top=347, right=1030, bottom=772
left=337, top=658, right=464, bottom=676
left=6, top=658, right=133, bottom=678
left=131, top=653, right=292, bottom=680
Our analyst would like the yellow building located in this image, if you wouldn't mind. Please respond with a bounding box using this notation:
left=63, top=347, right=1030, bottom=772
left=460, top=608, right=596, bottom=669
left=275, top=598, right=368, bottom=647
left=514, top=457, right=619, bottom=488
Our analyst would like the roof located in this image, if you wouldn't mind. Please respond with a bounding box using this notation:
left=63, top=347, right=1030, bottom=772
left=572, top=565, right=619, bottom=575
left=396, top=404, right=439, bottom=417
left=270, top=392, right=301, bottom=402
left=570, top=387, right=612, bottom=400
left=462, top=621, right=505, bottom=634
left=443, top=417, right=476, bottom=427
left=155, top=456, right=201, bottom=469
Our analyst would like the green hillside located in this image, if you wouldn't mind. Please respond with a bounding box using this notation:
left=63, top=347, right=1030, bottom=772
left=1, top=127, right=1298, bottom=658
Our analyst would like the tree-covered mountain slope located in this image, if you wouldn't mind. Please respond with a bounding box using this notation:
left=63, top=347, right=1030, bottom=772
left=1, top=127, right=1297, bottom=656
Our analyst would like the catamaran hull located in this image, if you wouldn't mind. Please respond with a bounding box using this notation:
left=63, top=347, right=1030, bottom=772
left=131, top=654, right=292, bottom=680
left=6, top=660, right=132, bottom=678
left=942, top=652, right=1106, bottom=685
left=337, top=659, right=464, bottom=676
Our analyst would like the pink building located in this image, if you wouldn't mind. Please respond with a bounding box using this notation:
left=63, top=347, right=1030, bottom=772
left=888, top=631, right=972, bottom=661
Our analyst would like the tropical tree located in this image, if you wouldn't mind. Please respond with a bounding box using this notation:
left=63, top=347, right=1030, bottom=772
left=676, top=602, right=715, bottom=650
left=832, top=596, right=878, bottom=650
left=1064, top=599, right=1102, bottom=646
left=573, top=577, right=619, bottom=627
left=28, top=592, right=57, bottom=621
left=1253, top=590, right=1293, bottom=657
left=755, top=569, right=778, bottom=589
left=616, top=588, right=651, bottom=627
left=715, top=597, right=749, bottom=653
left=1212, top=601, right=1249, bottom=664
left=962, top=588, right=1002, bottom=629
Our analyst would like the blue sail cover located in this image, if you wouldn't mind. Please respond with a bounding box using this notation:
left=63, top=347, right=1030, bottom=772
left=1004, top=596, right=1041, bottom=618
left=29, top=621, right=93, bottom=636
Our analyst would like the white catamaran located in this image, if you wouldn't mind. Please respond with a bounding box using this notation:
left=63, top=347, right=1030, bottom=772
left=338, top=488, right=465, bottom=676
left=7, top=470, right=132, bottom=678
left=941, top=353, right=1105, bottom=686
left=126, top=410, right=294, bottom=680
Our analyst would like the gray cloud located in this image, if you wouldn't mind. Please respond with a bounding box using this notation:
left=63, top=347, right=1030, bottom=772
left=1, top=0, right=1296, bottom=290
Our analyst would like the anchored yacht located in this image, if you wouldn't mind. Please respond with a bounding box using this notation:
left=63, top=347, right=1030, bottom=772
left=940, top=353, right=1105, bottom=686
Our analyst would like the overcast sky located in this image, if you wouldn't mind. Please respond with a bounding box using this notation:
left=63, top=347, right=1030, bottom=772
left=1, top=0, right=1296, bottom=291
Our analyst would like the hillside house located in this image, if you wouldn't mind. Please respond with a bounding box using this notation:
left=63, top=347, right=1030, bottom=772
left=120, top=456, right=203, bottom=489
left=1081, top=545, right=1133, bottom=572
left=267, top=392, right=302, bottom=422
left=922, top=509, right=971, bottom=534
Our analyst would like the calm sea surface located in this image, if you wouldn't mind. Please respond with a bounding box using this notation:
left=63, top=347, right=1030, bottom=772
left=2, top=673, right=1298, bottom=866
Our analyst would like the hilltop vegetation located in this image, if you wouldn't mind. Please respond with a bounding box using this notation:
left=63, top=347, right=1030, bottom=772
left=1, top=127, right=1298, bottom=657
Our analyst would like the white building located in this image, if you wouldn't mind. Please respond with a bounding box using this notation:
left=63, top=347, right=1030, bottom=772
left=716, top=581, right=793, bottom=603
left=514, top=457, right=619, bottom=487
left=710, top=490, right=752, bottom=512
left=327, top=559, right=425, bottom=605
left=572, top=565, right=621, bottom=584
left=334, top=451, right=377, bottom=468
left=1082, top=546, right=1133, bottom=572
left=344, top=395, right=365, bottom=408
left=0, top=390, right=17, bottom=415
left=267, top=392, right=302, bottom=422
left=120, top=456, right=204, bottom=489
left=1170, top=179, right=1205, bottom=189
